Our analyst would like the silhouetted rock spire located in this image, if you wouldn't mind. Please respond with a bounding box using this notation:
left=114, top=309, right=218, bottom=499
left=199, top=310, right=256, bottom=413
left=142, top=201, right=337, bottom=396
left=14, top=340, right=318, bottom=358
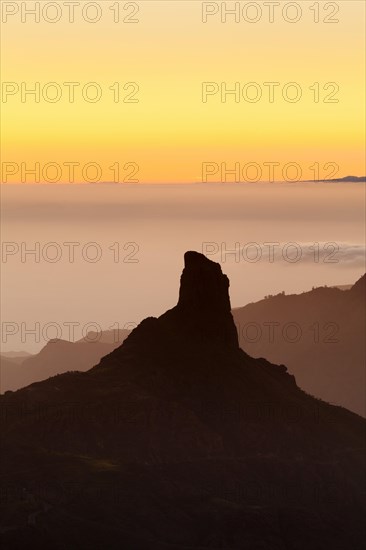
left=178, top=252, right=232, bottom=313
left=173, top=251, right=239, bottom=349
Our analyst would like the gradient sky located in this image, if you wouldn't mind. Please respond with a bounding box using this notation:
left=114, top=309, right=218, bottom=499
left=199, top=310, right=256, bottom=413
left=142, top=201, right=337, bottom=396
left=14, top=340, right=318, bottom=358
left=1, top=0, right=365, bottom=183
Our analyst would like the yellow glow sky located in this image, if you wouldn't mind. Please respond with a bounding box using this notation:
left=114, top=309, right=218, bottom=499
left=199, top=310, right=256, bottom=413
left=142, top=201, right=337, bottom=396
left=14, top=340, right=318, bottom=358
left=1, top=0, right=365, bottom=183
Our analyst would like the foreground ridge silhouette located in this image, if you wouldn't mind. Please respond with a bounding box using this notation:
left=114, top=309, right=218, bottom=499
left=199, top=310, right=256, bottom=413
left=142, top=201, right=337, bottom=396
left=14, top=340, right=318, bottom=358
left=1, top=252, right=365, bottom=549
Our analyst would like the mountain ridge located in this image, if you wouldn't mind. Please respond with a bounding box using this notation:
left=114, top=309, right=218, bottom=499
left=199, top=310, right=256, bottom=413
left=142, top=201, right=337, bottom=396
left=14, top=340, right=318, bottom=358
left=233, top=272, right=365, bottom=415
left=1, top=252, right=365, bottom=548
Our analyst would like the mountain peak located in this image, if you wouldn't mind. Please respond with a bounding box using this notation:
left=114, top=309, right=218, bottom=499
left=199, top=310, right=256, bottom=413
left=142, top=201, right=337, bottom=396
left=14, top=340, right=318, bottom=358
left=109, top=251, right=239, bottom=359
left=174, top=251, right=239, bottom=349
left=178, top=251, right=231, bottom=310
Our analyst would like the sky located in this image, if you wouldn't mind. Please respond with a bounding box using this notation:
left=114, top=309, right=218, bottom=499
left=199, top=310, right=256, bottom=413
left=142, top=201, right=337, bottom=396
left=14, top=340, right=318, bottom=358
left=1, top=0, right=365, bottom=183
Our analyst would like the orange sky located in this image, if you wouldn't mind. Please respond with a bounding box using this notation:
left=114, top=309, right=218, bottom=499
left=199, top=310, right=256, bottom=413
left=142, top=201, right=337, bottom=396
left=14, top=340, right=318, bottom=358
left=1, top=1, right=365, bottom=183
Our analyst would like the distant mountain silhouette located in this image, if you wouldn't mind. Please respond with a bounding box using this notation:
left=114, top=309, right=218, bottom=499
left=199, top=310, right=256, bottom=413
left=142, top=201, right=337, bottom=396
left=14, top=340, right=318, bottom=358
left=1, top=253, right=365, bottom=549
left=0, top=330, right=129, bottom=393
left=327, top=176, right=366, bottom=182
left=302, top=176, right=365, bottom=183
left=0, top=351, right=32, bottom=362
left=233, top=274, right=365, bottom=416
left=331, top=283, right=353, bottom=290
